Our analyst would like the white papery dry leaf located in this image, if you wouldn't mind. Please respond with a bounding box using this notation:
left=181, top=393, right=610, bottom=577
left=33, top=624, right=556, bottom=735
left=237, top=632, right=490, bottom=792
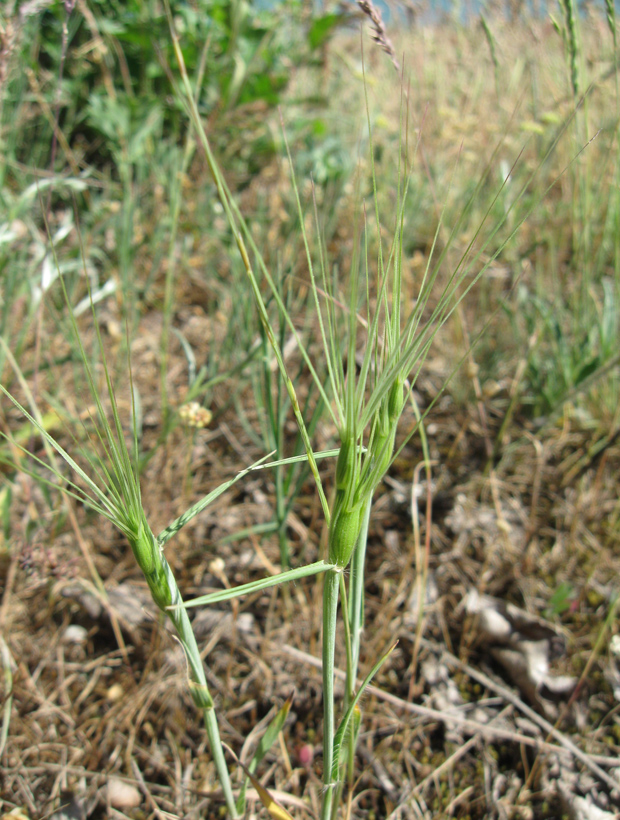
left=466, top=589, right=576, bottom=714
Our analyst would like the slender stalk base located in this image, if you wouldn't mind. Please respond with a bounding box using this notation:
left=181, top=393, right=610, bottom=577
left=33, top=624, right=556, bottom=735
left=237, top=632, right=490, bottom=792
left=321, top=568, right=341, bottom=820
left=347, top=500, right=372, bottom=695
left=339, top=500, right=372, bottom=812
left=162, top=560, right=239, bottom=819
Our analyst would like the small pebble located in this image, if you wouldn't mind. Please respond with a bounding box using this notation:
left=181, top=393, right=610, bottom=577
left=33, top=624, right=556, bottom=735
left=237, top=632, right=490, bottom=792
left=209, top=557, right=225, bottom=575
left=62, top=625, right=88, bottom=645
left=296, top=744, right=314, bottom=768
left=106, top=778, right=141, bottom=810
left=106, top=683, right=124, bottom=702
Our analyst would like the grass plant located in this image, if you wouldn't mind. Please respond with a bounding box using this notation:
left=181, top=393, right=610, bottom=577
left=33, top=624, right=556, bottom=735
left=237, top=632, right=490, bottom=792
left=167, top=3, right=568, bottom=813
left=0, top=282, right=344, bottom=817
left=0, top=289, right=241, bottom=816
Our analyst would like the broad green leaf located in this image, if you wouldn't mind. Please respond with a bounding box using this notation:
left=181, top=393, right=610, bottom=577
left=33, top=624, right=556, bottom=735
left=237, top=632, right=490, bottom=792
left=308, top=13, right=343, bottom=50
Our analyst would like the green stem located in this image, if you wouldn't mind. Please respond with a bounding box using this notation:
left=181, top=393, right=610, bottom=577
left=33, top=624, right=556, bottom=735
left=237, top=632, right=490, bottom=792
left=321, top=568, right=340, bottom=820
left=162, top=560, right=239, bottom=819
left=339, top=573, right=354, bottom=702
left=329, top=573, right=354, bottom=816
left=348, top=500, right=372, bottom=688
left=341, top=499, right=372, bottom=809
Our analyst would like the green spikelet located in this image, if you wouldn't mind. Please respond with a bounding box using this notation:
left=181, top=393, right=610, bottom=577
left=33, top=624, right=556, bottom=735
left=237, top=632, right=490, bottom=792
left=329, top=432, right=367, bottom=568
left=387, top=377, right=405, bottom=425
left=335, top=435, right=356, bottom=490
left=328, top=489, right=366, bottom=568
left=361, top=377, right=403, bottom=493
left=129, top=517, right=172, bottom=611
left=560, top=0, right=581, bottom=99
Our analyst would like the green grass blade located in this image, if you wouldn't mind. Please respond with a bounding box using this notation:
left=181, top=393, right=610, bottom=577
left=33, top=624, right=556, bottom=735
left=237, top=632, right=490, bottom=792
left=282, top=131, right=344, bottom=427
left=180, top=560, right=336, bottom=609
left=0, top=380, right=115, bottom=521
left=157, top=452, right=273, bottom=546
left=166, top=22, right=331, bottom=522
left=236, top=693, right=294, bottom=815
left=157, top=449, right=340, bottom=548
left=330, top=640, right=397, bottom=784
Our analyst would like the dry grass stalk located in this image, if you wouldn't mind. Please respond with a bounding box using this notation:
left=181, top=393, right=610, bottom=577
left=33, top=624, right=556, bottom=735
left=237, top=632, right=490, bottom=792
left=357, top=0, right=400, bottom=71
left=0, top=14, right=16, bottom=92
